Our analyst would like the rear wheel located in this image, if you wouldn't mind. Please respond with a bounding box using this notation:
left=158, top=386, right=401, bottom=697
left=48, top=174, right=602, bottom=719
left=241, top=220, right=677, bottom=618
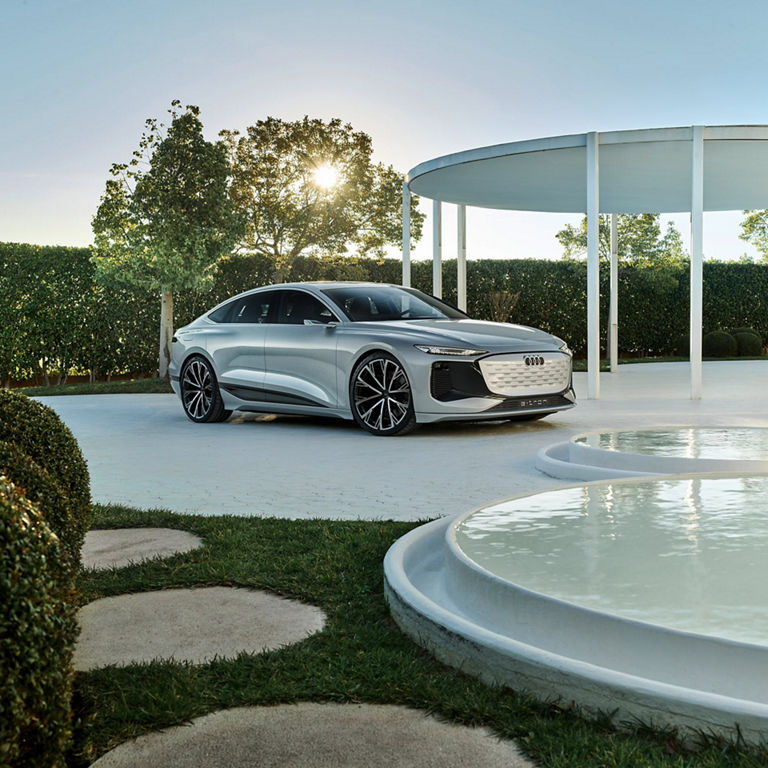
left=350, top=353, right=416, bottom=436
left=180, top=356, right=231, bottom=423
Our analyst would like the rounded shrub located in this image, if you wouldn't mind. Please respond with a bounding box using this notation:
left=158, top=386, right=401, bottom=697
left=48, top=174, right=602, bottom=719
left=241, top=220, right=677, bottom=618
left=729, top=327, right=762, bottom=342
left=702, top=330, right=737, bottom=358
left=0, top=441, right=80, bottom=574
left=0, top=476, right=77, bottom=767
left=733, top=331, right=763, bottom=357
left=0, top=389, right=91, bottom=542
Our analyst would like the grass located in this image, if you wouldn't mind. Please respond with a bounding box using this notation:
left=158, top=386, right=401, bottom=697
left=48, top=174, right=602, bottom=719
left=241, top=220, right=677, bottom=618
left=20, top=378, right=173, bottom=397
left=71, top=504, right=768, bottom=767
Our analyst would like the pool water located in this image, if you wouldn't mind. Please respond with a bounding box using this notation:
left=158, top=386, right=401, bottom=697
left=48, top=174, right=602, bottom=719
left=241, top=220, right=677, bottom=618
left=574, top=427, right=768, bottom=461
left=455, top=476, right=768, bottom=646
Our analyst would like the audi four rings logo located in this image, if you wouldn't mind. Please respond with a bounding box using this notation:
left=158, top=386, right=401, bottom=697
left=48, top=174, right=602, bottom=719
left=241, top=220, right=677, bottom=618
left=524, top=356, right=545, bottom=366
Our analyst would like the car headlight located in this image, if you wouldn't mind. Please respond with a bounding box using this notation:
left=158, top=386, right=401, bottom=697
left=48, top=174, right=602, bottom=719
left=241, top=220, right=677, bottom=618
left=558, top=341, right=572, bottom=356
left=415, top=345, right=488, bottom=356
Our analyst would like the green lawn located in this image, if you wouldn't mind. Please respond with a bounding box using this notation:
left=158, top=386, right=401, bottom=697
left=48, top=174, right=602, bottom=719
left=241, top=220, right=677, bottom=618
left=72, top=504, right=767, bottom=767
left=20, top=378, right=173, bottom=397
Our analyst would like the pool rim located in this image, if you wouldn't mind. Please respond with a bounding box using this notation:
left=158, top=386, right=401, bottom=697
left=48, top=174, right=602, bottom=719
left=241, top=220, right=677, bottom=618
left=384, top=473, right=768, bottom=745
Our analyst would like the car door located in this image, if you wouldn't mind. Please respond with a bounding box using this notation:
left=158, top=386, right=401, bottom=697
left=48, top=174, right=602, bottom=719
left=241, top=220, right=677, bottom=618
left=207, top=290, right=279, bottom=396
left=263, top=289, right=340, bottom=407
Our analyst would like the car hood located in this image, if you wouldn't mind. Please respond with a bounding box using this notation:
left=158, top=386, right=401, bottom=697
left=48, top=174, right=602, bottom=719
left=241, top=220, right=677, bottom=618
left=349, top=319, right=565, bottom=352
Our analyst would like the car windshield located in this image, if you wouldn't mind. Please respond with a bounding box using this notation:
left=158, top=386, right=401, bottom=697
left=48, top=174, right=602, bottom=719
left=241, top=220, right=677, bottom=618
left=320, top=286, right=467, bottom=322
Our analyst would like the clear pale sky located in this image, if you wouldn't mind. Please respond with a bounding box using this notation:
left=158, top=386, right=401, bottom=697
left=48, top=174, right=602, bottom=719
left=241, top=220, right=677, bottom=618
left=3, top=0, right=768, bottom=262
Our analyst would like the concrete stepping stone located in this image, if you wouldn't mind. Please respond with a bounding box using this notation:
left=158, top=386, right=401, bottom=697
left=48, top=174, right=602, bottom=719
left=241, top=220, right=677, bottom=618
left=74, top=587, right=325, bottom=671
left=90, top=703, right=536, bottom=767
left=82, top=528, right=202, bottom=570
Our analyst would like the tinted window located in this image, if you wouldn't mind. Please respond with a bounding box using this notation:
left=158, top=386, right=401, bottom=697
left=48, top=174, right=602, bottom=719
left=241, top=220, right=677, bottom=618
left=276, top=290, right=338, bottom=324
left=208, top=291, right=278, bottom=323
left=208, top=300, right=237, bottom=323
left=321, top=286, right=467, bottom=322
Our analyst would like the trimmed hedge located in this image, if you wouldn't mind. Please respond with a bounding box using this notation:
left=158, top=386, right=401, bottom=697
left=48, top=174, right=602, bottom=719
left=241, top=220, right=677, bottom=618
left=0, top=441, right=78, bottom=574
left=0, top=476, right=77, bottom=767
left=0, top=391, right=91, bottom=559
left=3, top=242, right=768, bottom=377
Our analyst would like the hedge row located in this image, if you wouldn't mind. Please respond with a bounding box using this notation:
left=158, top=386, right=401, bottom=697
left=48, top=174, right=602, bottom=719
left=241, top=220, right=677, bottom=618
left=0, top=390, right=91, bottom=765
left=2, top=242, right=768, bottom=381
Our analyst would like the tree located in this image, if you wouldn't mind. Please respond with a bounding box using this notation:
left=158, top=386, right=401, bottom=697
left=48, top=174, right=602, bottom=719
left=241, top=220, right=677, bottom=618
left=740, top=210, right=768, bottom=260
left=556, top=213, right=686, bottom=265
left=220, top=116, right=424, bottom=276
left=92, top=101, right=240, bottom=378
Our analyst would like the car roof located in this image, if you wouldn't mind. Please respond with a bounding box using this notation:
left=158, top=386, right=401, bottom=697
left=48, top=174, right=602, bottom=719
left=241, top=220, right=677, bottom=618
left=273, top=281, right=401, bottom=290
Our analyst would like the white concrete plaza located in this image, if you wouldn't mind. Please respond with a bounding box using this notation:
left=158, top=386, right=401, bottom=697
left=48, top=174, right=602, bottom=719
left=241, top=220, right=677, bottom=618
left=42, top=361, right=768, bottom=520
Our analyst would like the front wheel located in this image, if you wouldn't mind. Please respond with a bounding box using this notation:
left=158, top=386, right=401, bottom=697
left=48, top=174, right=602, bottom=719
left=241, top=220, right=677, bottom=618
left=180, top=356, right=231, bottom=423
left=350, top=353, right=416, bottom=436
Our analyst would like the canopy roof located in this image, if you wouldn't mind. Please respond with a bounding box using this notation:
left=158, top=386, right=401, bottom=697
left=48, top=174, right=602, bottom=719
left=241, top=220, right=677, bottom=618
left=407, top=125, right=768, bottom=214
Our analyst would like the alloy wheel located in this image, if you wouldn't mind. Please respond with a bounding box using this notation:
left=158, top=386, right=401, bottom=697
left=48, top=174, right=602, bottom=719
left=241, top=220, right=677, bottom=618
left=352, top=356, right=413, bottom=434
left=181, top=358, right=215, bottom=421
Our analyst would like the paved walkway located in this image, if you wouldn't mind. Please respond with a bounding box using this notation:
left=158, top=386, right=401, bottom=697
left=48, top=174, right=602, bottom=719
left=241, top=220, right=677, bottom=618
left=90, top=704, right=535, bottom=768
left=42, top=362, right=768, bottom=521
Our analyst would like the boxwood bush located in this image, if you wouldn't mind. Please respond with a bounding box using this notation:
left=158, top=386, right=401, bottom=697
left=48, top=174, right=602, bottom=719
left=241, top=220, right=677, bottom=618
left=733, top=331, right=763, bottom=357
left=0, top=390, right=91, bottom=557
left=730, top=326, right=762, bottom=342
left=702, top=330, right=737, bottom=358
left=0, top=476, right=77, bottom=767
left=0, top=441, right=78, bottom=574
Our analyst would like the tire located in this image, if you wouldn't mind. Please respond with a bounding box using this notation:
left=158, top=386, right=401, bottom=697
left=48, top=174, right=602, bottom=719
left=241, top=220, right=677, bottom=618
left=350, top=352, right=416, bottom=436
left=180, top=356, right=231, bottom=423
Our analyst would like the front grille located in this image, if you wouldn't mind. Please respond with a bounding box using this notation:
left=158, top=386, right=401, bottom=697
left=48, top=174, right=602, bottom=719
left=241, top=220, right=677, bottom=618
left=478, top=352, right=571, bottom=397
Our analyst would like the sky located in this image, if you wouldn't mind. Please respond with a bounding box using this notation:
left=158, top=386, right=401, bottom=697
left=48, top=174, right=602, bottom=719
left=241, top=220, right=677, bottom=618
left=3, top=0, right=768, bottom=263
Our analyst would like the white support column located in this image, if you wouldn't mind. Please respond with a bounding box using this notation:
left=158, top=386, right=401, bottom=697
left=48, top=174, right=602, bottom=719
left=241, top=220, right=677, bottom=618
left=609, top=212, right=619, bottom=373
left=586, top=132, right=600, bottom=399
left=402, top=181, right=411, bottom=287
left=690, top=125, right=704, bottom=400
left=432, top=200, right=443, bottom=298
left=457, top=204, right=467, bottom=311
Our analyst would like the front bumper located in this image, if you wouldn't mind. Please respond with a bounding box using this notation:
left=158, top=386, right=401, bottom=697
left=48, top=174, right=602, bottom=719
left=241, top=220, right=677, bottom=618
left=417, top=352, right=575, bottom=423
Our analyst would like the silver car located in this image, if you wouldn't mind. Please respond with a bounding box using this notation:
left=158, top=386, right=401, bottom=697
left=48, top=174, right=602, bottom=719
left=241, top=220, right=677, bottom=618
left=170, top=282, right=575, bottom=436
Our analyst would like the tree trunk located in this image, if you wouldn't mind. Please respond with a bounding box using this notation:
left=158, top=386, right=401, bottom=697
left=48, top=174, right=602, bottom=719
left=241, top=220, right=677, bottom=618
left=158, top=289, right=174, bottom=380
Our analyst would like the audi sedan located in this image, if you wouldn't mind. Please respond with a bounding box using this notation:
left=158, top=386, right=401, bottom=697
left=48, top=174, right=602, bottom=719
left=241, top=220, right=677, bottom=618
left=169, top=282, right=575, bottom=436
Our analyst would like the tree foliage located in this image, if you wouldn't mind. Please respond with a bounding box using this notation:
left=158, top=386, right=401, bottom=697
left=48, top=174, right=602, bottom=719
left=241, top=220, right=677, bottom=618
left=740, top=210, right=768, bottom=260
left=221, top=116, right=424, bottom=275
left=556, top=213, right=686, bottom=265
left=92, top=101, right=241, bottom=376
left=92, top=101, right=240, bottom=293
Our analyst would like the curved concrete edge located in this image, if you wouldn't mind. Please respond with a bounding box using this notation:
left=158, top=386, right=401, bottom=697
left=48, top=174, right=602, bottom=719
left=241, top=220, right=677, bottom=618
left=535, top=442, right=656, bottom=481
left=383, top=513, right=768, bottom=745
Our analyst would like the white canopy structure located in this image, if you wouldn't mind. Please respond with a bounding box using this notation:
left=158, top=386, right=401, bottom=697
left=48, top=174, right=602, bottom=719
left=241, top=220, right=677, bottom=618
left=402, top=125, right=768, bottom=399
